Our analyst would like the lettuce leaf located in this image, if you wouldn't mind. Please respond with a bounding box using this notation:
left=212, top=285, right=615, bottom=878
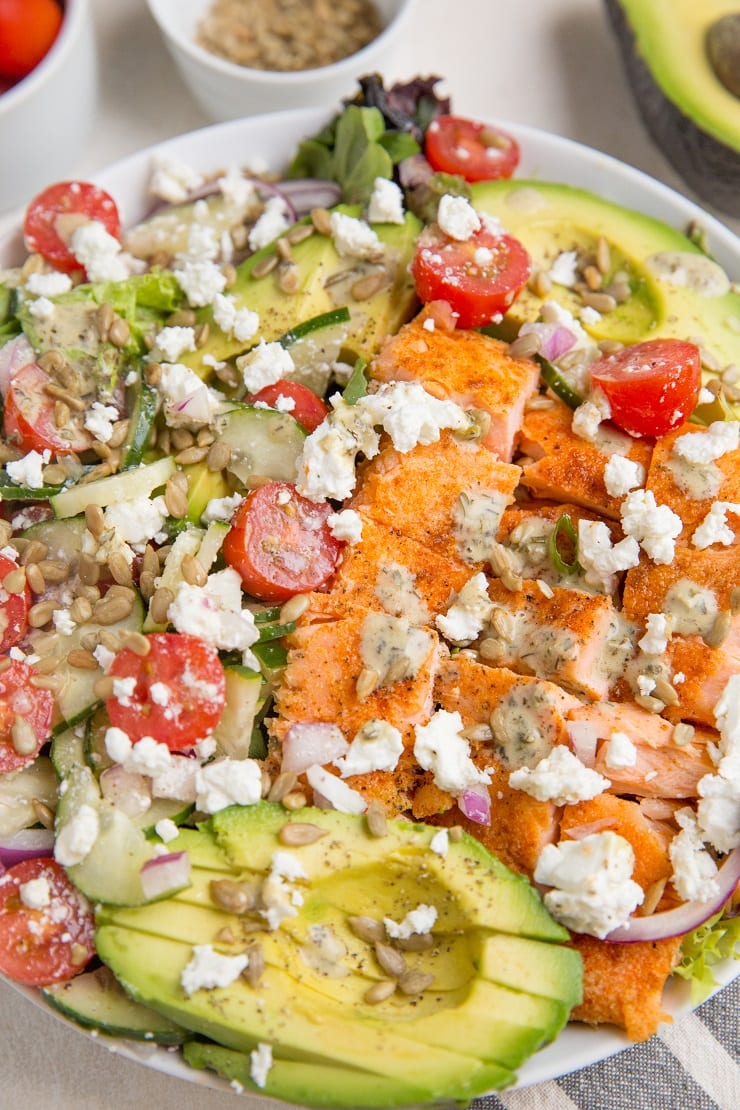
left=673, top=909, right=740, bottom=1003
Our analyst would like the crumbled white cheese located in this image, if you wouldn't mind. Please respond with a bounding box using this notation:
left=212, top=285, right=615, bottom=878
left=158, top=362, right=221, bottom=428
left=413, top=710, right=491, bottom=795
left=329, top=211, right=383, bottom=260
left=54, top=804, right=99, bottom=866
left=384, top=904, right=438, bottom=940
left=249, top=1043, right=273, bottom=1090
left=201, top=492, right=244, bottom=525
left=509, top=745, right=608, bottom=804
left=572, top=390, right=612, bottom=442
left=673, top=420, right=739, bottom=465
left=27, top=295, right=55, bottom=321
left=174, top=260, right=227, bottom=307
left=237, top=339, right=295, bottom=393
left=176, top=221, right=219, bottom=265
left=149, top=755, right=198, bottom=803
left=270, top=851, right=309, bottom=883
left=429, top=828, right=449, bottom=857
left=620, top=488, right=683, bottom=565
left=154, top=818, right=180, bottom=844
left=195, top=758, right=262, bottom=814
left=359, top=380, right=469, bottom=454
left=548, top=250, right=578, bottom=287
left=305, top=764, right=367, bottom=814
left=295, top=396, right=380, bottom=502
left=180, top=944, right=248, bottom=996
left=6, top=449, right=50, bottom=489
left=367, top=176, right=405, bottom=224
left=53, top=608, right=76, bottom=636
left=576, top=520, right=640, bottom=594
left=25, top=271, right=72, bottom=297
left=669, top=808, right=720, bottom=902
left=19, top=876, right=52, bottom=910
left=248, top=196, right=291, bottom=251
left=692, top=502, right=740, bottom=549
left=334, top=719, right=403, bottom=778
left=211, top=293, right=260, bottom=343
left=327, top=508, right=363, bottom=544
left=93, top=644, right=116, bottom=672
left=84, top=401, right=119, bottom=444
left=71, top=221, right=128, bottom=282
left=125, top=736, right=174, bottom=778
left=638, top=612, right=670, bottom=655
left=437, top=194, right=480, bottom=241
left=534, top=832, right=644, bottom=938
left=103, top=495, right=168, bottom=552
left=435, top=572, right=493, bottom=645
left=218, top=166, right=258, bottom=212
left=167, top=568, right=259, bottom=660
left=149, top=156, right=204, bottom=204
left=603, top=454, right=645, bottom=498
left=151, top=326, right=197, bottom=363
left=696, top=674, right=740, bottom=852
left=605, top=731, right=637, bottom=769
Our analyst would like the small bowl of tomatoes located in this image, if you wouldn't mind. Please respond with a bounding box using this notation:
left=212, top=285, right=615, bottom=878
left=0, top=0, right=97, bottom=213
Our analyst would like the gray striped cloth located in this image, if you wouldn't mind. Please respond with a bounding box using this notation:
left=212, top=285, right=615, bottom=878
left=472, top=978, right=739, bottom=1110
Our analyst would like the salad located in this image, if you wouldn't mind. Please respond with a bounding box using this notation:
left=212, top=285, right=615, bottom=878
left=0, top=76, right=738, bottom=1105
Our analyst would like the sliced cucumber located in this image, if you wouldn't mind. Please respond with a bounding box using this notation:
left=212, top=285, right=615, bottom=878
left=213, top=404, right=306, bottom=488
left=56, top=765, right=157, bottom=906
left=51, top=726, right=87, bottom=779
left=213, top=665, right=264, bottom=759
left=143, top=526, right=204, bottom=632
left=196, top=519, right=228, bottom=571
left=122, top=379, right=159, bottom=468
left=42, top=966, right=188, bottom=1043
left=0, top=756, right=58, bottom=836
left=22, top=515, right=86, bottom=568
left=51, top=456, right=176, bottom=519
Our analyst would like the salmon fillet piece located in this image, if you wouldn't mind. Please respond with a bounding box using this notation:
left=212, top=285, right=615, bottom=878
left=307, top=513, right=472, bottom=624
left=622, top=544, right=739, bottom=625
left=497, top=501, right=622, bottom=588
left=518, top=400, right=653, bottom=519
left=560, top=795, right=672, bottom=893
left=350, top=430, right=520, bottom=565
left=646, top=422, right=740, bottom=536
left=666, top=614, right=740, bottom=729
left=484, top=578, right=634, bottom=701
left=567, top=701, right=717, bottom=797
left=570, top=934, right=682, bottom=1041
left=371, top=305, right=540, bottom=460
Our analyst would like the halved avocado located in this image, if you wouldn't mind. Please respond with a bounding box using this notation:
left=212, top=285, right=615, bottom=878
left=605, top=0, right=740, bottom=216
left=471, top=177, right=740, bottom=378
left=94, top=803, right=582, bottom=1106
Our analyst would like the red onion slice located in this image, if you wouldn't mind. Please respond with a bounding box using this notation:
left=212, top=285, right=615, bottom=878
left=398, top=153, right=434, bottom=190
left=459, top=787, right=491, bottom=827
left=606, top=846, right=740, bottom=943
left=277, top=179, right=342, bottom=216
left=140, top=851, right=191, bottom=901
left=0, top=334, right=35, bottom=397
left=0, top=827, right=55, bottom=867
left=281, top=723, right=349, bottom=775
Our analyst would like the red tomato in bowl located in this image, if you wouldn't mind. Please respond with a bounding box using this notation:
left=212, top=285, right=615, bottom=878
left=224, top=481, right=344, bottom=602
left=0, top=857, right=95, bottom=985
left=411, top=222, right=531, bottom=329
left=0, top=660, right=54, bottom=774
left=0, top=0, right=63, bottom=81
left=3, top=361, right=95, bottom=455
left=248, top=379, right=329, bottom=433
left=23, top=181, right=121, bottom=275
left=425, top=115, right=520, bottom=182
left=589, top=338, right=702, bottom=437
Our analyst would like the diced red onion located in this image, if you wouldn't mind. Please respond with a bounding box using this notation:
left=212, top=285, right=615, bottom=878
left=0, top=334, right=35, bottom=397
left=540, top=325, right=578, bottom=362
left=606, top=846, right=740, bottom=943
left=0, top=827, right=55, bottom=867
left=277, top=178, right=342, bottom=216
left=563, top=818, right=617, bottom=840
left=567, top=721, right=599, bottom=768
left=100, top=765, right=152, bottom=819
left=281, top=723, right=349, bottom=774
left=459, top=787, right=491, bottom=826
left=397, top=154, right=434, bottom=190
left=140, top=851, right=191, bottom=901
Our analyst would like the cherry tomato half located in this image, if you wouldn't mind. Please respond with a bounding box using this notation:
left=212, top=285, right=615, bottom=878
left=425, top=115, right=520, bottom=182
left=223, top=481, right=344, bottom=602
left=23, top=181, right=121, bottom=275
left=0, top=552, right=30, bottom=655
left=0, top=660, right=54, bottom=774
left=411, top=222, right=531, bottom=329
left=248, top=379, right=329, bottom=433
left=3, top=361, right=94, bottom=456
left=0, top=857, right=95, bottom=985
left=106, top=632, right=226, bottom=752
left=0, top=0, right=62, bottom=82
left=589, top=338, right=702, bottom=438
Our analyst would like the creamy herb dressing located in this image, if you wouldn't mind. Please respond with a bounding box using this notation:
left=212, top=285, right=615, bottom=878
left=663, top=579, right=718, bottom=637
left=489, top=683, right=559, bottom=769
left=359, top=611, right=434, bottom=687
left=373, top=562, right=431, bottom=626
left=665, top=453, right=723, bottom=501
left=452, top=489, right=509, bottom=564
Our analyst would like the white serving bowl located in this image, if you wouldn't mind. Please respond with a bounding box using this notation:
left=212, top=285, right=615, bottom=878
left=146, top=0, right=416, bottom=122
left=0, top=0, right=97, bottom=213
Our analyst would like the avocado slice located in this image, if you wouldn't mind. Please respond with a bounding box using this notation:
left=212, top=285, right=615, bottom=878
left=94, top=803, right=581, bottom=1105
left=180, top=207, right=421, bottom=391
left=605, top=0, right=740, bottom=217
left=471, top=178, right=740, bottom=376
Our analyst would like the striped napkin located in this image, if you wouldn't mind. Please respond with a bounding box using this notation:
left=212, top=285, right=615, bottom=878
left=473, top=978, right=739, bottom=1110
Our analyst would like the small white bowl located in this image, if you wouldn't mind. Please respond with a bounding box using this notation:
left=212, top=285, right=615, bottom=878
left=146, top=0, right=416, bottom=122
left=0, top=0, right=97, bottom=213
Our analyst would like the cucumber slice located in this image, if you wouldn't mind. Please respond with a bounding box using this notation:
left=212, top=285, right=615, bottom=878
left=42, top=966, right=188, bottom=1043
left=196, top=519, right=228, bottom=571
left=51, top=726, right=87, bottom=779
left=213, top=404, right=306, bottom=488
left=51, top=456, right=176, bottom=519
left=143, top=526, right=204, bottom=632
left=21, top=515, right=86, bottom=568
left=213, top=665, right=264, bottom=759
left=0, top=756, right=58, bottom=836
left=55, top=765, right=157, bottom=906
left=122, top=380, right=159, bottom=468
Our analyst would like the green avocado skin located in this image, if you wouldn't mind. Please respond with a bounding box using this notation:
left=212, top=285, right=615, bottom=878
left=605, top=0, right=740, bottom=217
left=94, top=803, right=582, bottom=1108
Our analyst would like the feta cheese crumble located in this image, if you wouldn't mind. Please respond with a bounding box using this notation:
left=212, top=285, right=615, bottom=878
left=329, top=211, right=383, bottom=260
left=367, top=176, right=405, bottom=224
left=620, top=488, right=683, bottom=565
left=19, top=876, right=52, bottom=910
left=151, top=326, right=197, bottom=363
left=673, top=421, right=739, bottom=465
left=692, top=502, right=740, bottom=549
left=249, top=1043, right=273, bottom=1089
left=180, top=944, right=248, bottom=996
left=576, top=520, right=640, bottom=594
left=211, top=293, right=260, bottom=343
left=435, top=572, right=493, bottom=645
left=167, top=568, right=260, bottom=660
left=84, top=402, right=119, bottom=444
left=327, top=508, right=363, bottom=544
left=605, top=731, right=637, bottom=769
left=334, top=719, right=403, bottom=778
left=413, top=710, right=491, bottom=795
left=248, top=196, right=291, bottom=251
left=70, top=221, right=128, bottom=283
left=195, top=758, right=263, bottom=814
left=383, top=904, right=438, bottom=940
left=25, top=271, right=72, bottom=297
left=237, top=339, right=295, bottom=393
left=669, top=808, right=719, bottom=902
left=54, top=804, right=99, bottom=866
left=149, top=156, right=204, bottom=204
left=437, top=194, right=480, bottom=241
left=6, top=449, right=50, bottom=489
left=603, top=454, right=645, bottom=498
left=509, top=745, right=609, bottom=804
left=158, top=362, right=221, bottom=428
left=638, top=612, right=670, bottom=655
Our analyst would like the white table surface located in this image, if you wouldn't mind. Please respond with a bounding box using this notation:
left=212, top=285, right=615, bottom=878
left=1, top=1, right=737, bottom=1107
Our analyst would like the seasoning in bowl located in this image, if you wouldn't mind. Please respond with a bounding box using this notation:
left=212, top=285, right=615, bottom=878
left=196, top=0, right=383, bottom=72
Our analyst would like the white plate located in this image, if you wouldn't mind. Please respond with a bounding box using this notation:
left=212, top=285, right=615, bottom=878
left=1, top=108, right=738, bottom=1101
